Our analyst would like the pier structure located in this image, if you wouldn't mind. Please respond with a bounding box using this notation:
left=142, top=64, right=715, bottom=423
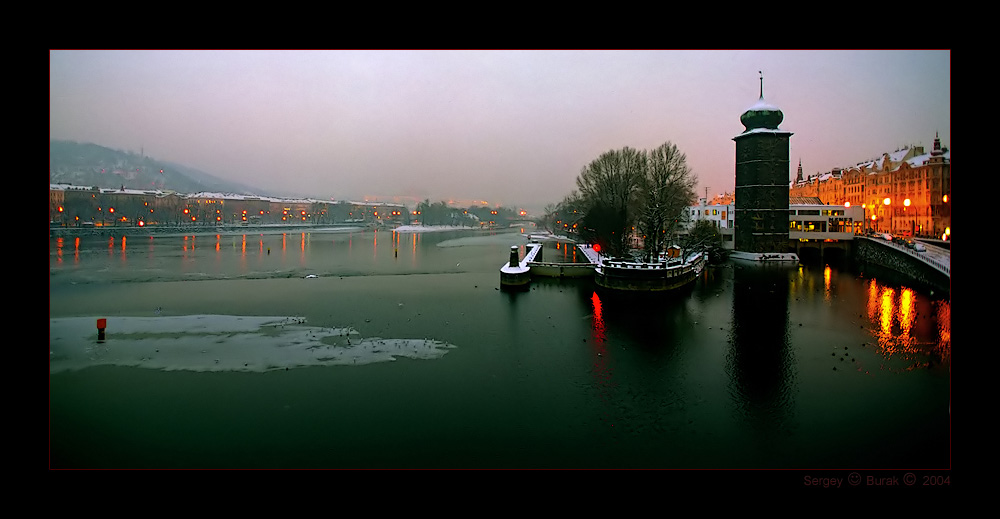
left=526, top=243, right=601, bottom=278
left=499, top=241, right=545, bottom=289
left=500, top=241, right=602, bottom=289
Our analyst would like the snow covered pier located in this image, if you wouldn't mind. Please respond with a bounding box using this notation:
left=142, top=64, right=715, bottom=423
left=577, top=244, right=601, bottom=265
left=527, top=243, right=601, bottom=279
left=500, top=242, right=605, bottom=289
left=499, top=242, right=543, bottom=290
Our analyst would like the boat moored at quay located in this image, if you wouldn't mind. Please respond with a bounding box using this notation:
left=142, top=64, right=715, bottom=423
left=500, top=238, right=708, bottom=293
left=593, top=251, right=708, bottom=292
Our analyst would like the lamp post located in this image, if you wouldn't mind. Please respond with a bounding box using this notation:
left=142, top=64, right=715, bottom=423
left=942, top=194, right=949, bottom=241
left=843, top=201, right=853, bottom=234
left=904, top=198, right=912, bottom=237
left=883, top=198, right=891, bottom=234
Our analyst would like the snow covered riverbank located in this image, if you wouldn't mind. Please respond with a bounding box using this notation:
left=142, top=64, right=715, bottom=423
left=393, top=225, right=479, bottom=233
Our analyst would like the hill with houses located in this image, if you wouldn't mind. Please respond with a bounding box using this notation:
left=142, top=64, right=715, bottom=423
left=49, top=140, right=267, bottom=196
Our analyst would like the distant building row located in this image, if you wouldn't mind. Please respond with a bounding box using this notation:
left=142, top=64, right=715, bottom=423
left=48, top=185, right=409, bottom=228
left=48, top=185, right=528, bottom=229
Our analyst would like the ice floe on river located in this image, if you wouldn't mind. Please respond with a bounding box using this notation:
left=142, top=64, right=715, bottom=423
left=49, top=315, right=456, bottom=374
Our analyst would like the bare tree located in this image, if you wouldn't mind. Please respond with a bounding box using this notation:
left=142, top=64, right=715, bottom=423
left=569, top=142, right=696, bottom=260
left=636, top=142, right=697, bottom=262
left=575, top=147, right=645, bottom=257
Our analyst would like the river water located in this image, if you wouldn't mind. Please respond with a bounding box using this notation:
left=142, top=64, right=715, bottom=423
left=49, top=227, right=951, bottom=469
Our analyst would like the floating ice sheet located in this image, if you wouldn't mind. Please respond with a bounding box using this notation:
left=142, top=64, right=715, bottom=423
left=49, top=315, right=456, bottom=373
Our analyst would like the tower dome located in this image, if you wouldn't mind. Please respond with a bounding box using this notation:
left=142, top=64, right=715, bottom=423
left=740, top=72, right=784, bottom=131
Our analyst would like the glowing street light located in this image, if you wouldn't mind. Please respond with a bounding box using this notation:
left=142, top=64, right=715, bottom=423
left=903, top=198, right=913, bottom=236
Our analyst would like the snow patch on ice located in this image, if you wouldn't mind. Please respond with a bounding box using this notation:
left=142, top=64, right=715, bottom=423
left=49, top=315, right=456, bottom=373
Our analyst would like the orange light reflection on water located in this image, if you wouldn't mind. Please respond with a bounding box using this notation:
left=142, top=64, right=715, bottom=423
left=864, top=277, right=950, bottom=367
left=899, top=288, right=915, bottom=341
left=823, top=265, right=832, bottom=301
left=935, top=300, right=951, bottom=362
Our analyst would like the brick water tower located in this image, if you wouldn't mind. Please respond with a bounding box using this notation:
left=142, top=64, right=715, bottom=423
left=731, top=74, right=798, bottom=262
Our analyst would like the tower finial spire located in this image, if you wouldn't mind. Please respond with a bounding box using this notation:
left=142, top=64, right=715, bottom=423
left=759, top=71, right=763, bottom=99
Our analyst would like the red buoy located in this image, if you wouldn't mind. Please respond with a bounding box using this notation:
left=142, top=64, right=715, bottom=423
left=97, top=318, right=107, bottom=342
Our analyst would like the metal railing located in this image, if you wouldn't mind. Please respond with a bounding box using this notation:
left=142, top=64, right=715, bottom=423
left=863, top=236, right=950, bottom=275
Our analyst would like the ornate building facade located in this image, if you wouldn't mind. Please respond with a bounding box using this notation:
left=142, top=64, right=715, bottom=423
left=788, top=134, right=950, bottom=239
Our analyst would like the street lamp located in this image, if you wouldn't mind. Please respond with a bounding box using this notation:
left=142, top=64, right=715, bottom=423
left=883, top=198, right=891, bottom=233
left=904, top=198, right=912, bottom=237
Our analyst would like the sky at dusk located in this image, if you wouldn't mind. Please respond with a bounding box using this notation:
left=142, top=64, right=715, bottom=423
left=49, top=50, right=950, bottom=211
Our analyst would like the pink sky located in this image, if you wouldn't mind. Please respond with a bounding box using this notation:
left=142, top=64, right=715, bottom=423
left=50, top=50, right=950, bottom=211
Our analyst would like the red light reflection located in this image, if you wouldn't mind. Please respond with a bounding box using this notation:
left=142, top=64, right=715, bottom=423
left=590, top=291, right=615, bottom=428
left=591, top=291, right=606, bottom=343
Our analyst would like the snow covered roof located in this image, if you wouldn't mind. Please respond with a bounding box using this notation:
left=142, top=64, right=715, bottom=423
left=344, top=200, right=406, bottom=207
left=744, top=98, right=780, bottom=113
left=188, top=191, right=281, bottom=201
left=887, top=148, right=912, bottom=162
left=904, top=150, right=950, bottom=168
left=50, top=183, right=96, bottom=191
left=99, top=187, right=165, bottom=196
left=733, top=127, right=793, bottom=139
